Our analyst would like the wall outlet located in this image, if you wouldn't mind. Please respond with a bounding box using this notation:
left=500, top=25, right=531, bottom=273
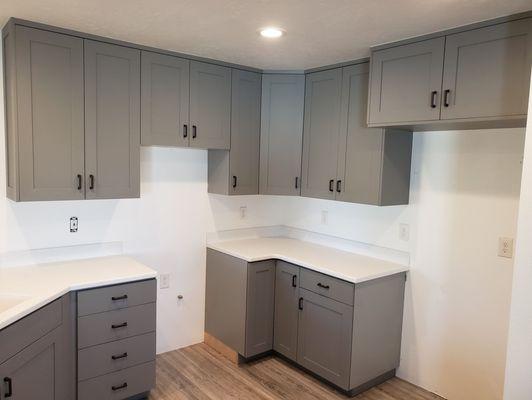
left=399, top=223, right=410, bottom=241
left=321, top=210, right=328, bottom=225
left=239, top=206, right=247, bottom=219
left=69, top=217, right=78, bottom=233
left=498, top=237, right=514, bottom=258
left=160, top=274, right=170, bottom=289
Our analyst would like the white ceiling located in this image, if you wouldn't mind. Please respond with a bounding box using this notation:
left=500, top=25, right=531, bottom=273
left=1, top=0, right=531, bottom=70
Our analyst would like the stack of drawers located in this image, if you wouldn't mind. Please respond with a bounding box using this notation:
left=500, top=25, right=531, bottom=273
left=77, top=279, right=157, bottom=400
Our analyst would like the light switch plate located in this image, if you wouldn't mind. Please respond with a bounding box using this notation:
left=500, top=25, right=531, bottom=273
left=498, top=237, right=514, bottom=258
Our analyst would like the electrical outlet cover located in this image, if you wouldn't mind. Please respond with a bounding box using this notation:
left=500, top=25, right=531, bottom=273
left=498, top=237, right=514, bottom=258
left=160, top=274, right=170, bottom=289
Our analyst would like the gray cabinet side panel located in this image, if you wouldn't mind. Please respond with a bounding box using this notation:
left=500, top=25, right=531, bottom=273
left=229, top=69, right=261, bottom=195
left=259, top=74, right=305, bottom=196
left=84, top=40, right=141, bottom=200
left=207, top=149, right=230, bottom=195
left=245, top=260, right=275, bottom=357
left=141, top=51, right=190, bottom=147
left=15, top=26, right=85, bottom=201
left=350, top=273, right=406, bottom=389
left=205, top=249, right=248, bottom=354
left=379, top=130, right=413, bottom=206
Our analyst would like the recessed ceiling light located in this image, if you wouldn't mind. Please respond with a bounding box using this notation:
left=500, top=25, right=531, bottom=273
left=260, top=27, right=284, bottom=38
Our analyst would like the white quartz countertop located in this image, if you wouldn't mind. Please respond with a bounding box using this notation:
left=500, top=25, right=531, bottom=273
left=208, top=237, right=408, bottom=284
left=0, top=256, right=157, bottom=330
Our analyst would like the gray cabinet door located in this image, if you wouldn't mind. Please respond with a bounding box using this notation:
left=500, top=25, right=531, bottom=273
left=259, top=74, right=305, bottom=196
left=141, top=51, right=190, bottom=147
left=14, top=26, right=85, bottom=201
left=297, top=288, right=353, bottom=390
left=84, top=40, right=141, bottom=199
left=301, top=69, right=343, bottom=200
left=337, top=63, right=385, bottom=205
left=245, top=260, right=275, bottom=358
left=190, top=61, right=231, bottom=149
left=368, top=38, right=445, bottom=125
left=273, top=261, right=300, bottom=362
left=230, top=69, right=261, bottom=195
left=441, top=18, right=532, bottom=120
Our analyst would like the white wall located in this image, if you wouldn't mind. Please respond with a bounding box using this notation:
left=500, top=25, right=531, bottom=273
left=504, top=74, right=532, bottom=400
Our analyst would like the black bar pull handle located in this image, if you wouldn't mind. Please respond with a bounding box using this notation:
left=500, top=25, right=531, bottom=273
left=183, top=124, right=188, bottom=138
left=192, top=125, right=197, bottom=139
left=111, top=382, right=128, bottom=391
left=89, top=174, right=95, bottom=190
left=295, top=177, right=299, bottom=189
left=317, top=282, right=330, bottom=290
left=77, top=174, right=82, bottom=191
left=336, top=180, right=342, bottom=193
left=329, top=179, right=334, bottom=192
left=430, top=91, right=438, bottom=108
left=4, top=377, right=12, bottom=398
left=298, top=297, right=304, bottom=310
left=111, top=352, right=128, bottom=360
left=292, top=275, right=297, bottom=288
left=232, top=176, right=237, bottom=188
left=443, top=89, right=451, bottom=107
left=111, top=294, right=128, bottom=301
left=111, top=322, right=128, bottom=329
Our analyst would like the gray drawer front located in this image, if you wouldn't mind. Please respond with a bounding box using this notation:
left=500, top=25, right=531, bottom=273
left=78, top=331, right=156, bottom=381
left=77, top=279, right=156, bottom=316
left=0, top=298, right=62, bottom=364
left=78, top=361, right=155, bottom=400
left=300, top=269, right=354, bottom=305
left=78, top=303, right=156, bottom=349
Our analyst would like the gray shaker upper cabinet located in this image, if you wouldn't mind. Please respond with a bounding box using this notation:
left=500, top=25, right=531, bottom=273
left=259, top=74, right=305, bottom=196
left=368, top=37, right=445, bottom=126
left=141, top=51, right=190, bottom=147
left=301, top=69, right=343, bottom=200
left=3, top=26, right=85, bottom=201
left=440, top=18, right=532, bottom=121
left=189, top=61, right=231, bottom=149
left=208, top=70, right=261, bottom=195
left=84, top=40, right=141, bottom=199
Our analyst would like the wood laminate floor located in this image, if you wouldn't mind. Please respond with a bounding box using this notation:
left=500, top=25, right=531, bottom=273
left=149, top=343, right=443, bottom=400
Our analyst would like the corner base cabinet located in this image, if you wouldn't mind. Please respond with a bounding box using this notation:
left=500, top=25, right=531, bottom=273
left=205, top=249, right=406, bottom=396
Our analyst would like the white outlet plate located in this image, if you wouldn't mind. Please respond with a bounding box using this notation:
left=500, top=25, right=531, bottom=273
left=399, top=223, right=410, bottom=241
left=160, top=273, right=170, bottom=289
left=240, top=206, right=247, bottom=219
left=498, top=237, right=514, bottom=258
left=321, top=210, right=328, bottom=225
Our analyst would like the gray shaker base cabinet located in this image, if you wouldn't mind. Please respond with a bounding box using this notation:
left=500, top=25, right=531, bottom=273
left=205, top=249, right=406, bottom=396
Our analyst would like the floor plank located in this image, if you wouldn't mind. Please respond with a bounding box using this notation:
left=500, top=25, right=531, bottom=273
left=149, top=343, right=443, bottom=400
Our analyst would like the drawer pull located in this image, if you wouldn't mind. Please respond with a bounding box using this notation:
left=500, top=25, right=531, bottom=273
left=111, top=352, right=128, bottom=360
left=111, top=382, right=128, bottom=391
left=3, top=377, right=12, bottom=398
left=111, top=322, right=128, bottom=329
left=317, top=282, right=330, bottom=290
left=292, top=275, right=297, bottom=288
left=430, top=91, right=438, bottom=108
left=111, top=295, right=128, bottom=301
left=298, top=297, right=304, bottom=310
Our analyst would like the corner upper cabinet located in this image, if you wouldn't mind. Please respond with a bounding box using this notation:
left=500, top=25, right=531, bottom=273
left=301, top=69, right=343, bottom=200
left=141, top=51, right=190, bottom=147
left=190, top=61, right=231, bottom=149
left=259, top=74, right=305, bottom=196
left=84, top=40, right=141, bottom=199
left=368, top=38, right=445, bottom=125
left=208, top=70, right=261, bottom=195
left=3, top=26, right=85, bottom=201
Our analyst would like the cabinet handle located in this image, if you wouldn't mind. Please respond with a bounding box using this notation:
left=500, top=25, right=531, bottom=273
left=295, top=177, right=299, bottom=189
left=336, top=180, right=342, bottom=193
left=89, top=174, right=95, bottom=190
left=430, top=91, right=438, bottom=108
left=192, top=125, right=197, bottom=139
left=183, top=124, right=188, bottom=138
left=111, top=352, right=128, bottom=360
left=317, top=282, right=330, bottom=290
left=3, top=377, right=12, bottom=398
left=329, top=179, right=334, bottom=192
left=111, top=294, right=128, bottom=301
left=111, top=322, right=128, bottom=329
left=298, top=297, right=304, bottom=310
left=232, top=176, right=237, bottom=188
left=111, top=382, right=128, bottom=391
left=77, top=174, right=82, bottom=191
left=292, top=275, right=297, bottom=288
left=443, top=89, right=451, bottom=107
